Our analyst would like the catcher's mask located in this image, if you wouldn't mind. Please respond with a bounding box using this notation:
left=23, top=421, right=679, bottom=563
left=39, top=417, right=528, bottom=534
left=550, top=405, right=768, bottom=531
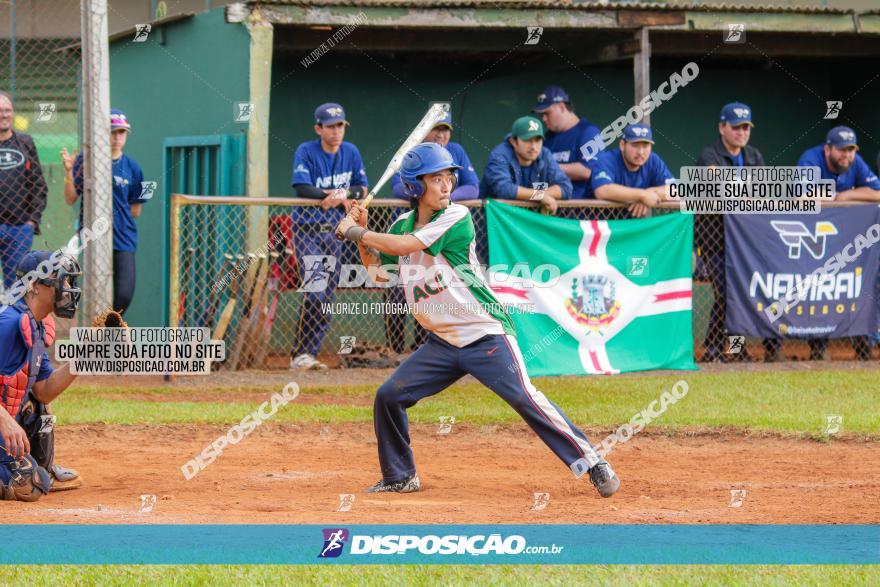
left=16, top=250, right=82, bottom=318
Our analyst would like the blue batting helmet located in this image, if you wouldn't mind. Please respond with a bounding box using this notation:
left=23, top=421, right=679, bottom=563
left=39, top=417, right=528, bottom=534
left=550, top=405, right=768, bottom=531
left=399, top=142, right=461, bottom=198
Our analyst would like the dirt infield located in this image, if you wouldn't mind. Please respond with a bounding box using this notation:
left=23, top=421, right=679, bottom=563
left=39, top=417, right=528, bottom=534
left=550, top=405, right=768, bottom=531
left=5, top=424, right=878, bottom=525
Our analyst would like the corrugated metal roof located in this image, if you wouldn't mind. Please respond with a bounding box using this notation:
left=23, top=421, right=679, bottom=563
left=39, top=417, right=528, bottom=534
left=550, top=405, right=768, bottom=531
left=253, top=0, right=853, bottom=15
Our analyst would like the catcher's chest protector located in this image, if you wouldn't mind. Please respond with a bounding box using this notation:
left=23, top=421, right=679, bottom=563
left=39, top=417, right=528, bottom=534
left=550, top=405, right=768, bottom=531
left=1, top=305, right=53, bottom=418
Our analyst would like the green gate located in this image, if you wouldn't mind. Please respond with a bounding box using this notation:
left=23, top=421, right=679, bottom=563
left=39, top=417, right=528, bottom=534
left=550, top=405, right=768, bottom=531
left=162, top=134, right=246, bottom=326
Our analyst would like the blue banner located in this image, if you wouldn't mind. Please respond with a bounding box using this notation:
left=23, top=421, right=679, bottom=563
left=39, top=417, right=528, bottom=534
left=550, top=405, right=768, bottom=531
left=0, top=525, right=878, bottom=565
left=725, top=207, right=880, bottom=338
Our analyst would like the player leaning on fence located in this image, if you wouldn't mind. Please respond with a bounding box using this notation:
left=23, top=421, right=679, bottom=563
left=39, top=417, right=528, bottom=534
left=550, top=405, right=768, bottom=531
left=335, top=142, right=620, bottom=498
left=0, top=92, right=49, bottom=290
left=796, top=126, right=880, bottom=361
left=695, top=102, right=782, bottom=363
left=589, top=123, right=674, bottom=219
left=289, top=103, right=369, bottom=370
left=479, top=116, right=571, bottom=215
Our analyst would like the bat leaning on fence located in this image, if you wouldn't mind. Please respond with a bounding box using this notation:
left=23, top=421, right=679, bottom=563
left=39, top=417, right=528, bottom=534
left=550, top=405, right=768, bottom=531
left=178, top=247, right=195, bottom=325
left=198, top=253, right=235, bottom=329
left=227, top=253, right=269, bottom=370
left=237, top=251, right=275, bottom=369
left=253, top=247, right=292, bottom=367
left=211, top=254, right=246, bottom=342
left=253, top=249, right=293, bottom=367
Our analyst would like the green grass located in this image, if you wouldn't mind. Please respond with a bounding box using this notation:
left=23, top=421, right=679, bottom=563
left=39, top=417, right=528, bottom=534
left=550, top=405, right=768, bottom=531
left=57, top=370, right=880, bottom=436
left=4, top=565, right=878, bottom=586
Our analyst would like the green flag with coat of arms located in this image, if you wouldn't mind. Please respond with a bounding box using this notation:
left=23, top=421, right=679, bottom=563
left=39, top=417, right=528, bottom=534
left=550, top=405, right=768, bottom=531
left=486, top=200, right=696, bottom=375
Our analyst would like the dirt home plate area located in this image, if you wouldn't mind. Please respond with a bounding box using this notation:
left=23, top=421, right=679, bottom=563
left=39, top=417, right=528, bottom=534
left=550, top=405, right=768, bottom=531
left=4, top=422, right=878, bottom=525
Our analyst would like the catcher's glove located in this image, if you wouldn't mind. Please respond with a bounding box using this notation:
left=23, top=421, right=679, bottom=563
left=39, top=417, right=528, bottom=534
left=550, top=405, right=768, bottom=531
left=1, top=455, right=52, bottom=502
left=92, top=309, right=128, bottom=328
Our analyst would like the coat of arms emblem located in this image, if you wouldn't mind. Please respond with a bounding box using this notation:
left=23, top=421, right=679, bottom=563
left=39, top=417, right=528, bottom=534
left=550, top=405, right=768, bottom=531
left=565, top=275, right=621, bottom=334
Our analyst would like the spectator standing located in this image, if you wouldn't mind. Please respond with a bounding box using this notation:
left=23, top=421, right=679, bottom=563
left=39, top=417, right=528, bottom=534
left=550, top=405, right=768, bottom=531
left=289, top=102, right=369, bottom=370
left=696, top=102, right=780, bottom=362
left=62, top=109, right=149, bottom=315
left=0, top=91, right=48, bottom=290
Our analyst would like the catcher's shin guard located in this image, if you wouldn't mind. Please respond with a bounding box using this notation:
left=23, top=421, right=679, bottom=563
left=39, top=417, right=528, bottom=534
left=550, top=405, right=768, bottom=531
left=19, top=397, right=55, bottom=470
left=19, top=397, right=82, bottom=491
left=1, top=455, right=52, bottom=502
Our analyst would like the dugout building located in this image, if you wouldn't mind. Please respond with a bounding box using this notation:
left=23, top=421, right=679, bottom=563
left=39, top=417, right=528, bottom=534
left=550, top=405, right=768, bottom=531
left=66, top=1, right=880, bottom=357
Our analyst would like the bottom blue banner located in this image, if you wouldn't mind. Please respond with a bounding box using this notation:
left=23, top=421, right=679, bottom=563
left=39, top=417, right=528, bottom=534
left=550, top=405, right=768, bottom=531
left=1, top=525, right=877, bottom=564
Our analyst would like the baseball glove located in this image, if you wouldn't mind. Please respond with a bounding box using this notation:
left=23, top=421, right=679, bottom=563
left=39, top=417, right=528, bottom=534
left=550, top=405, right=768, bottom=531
left=92, top=309, right=128, bottom=328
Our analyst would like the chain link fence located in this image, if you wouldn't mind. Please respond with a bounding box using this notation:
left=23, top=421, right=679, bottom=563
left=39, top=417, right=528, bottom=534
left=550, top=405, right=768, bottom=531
left=0, top=0, right=114, bottom=336
left=173, top=196, right=877, bottom=371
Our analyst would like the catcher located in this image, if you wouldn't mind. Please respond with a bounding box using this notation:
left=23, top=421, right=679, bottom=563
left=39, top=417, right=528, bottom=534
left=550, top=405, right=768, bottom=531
left=0, top=250, right=85, bottom=500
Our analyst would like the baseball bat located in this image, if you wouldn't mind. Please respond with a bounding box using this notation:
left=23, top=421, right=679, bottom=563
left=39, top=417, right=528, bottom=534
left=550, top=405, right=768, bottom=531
left=236, top=253, right=272, bottom=369
left=228, top=253, right=267, bottom=370
left=198, top=253, right=235, bottom=328
left=253, top=251, right=283, bottom=367
left=357, top=102, right=450, bottom=210
left=211, top=254, right=245, bottom=342
left=253, top=246, right=292, bottom=365
left=178, top=247, right=195, bottom=325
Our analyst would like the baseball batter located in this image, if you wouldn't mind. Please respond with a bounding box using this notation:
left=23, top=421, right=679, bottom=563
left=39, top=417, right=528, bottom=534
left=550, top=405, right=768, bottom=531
left=0, top=251, right=82, bottom=501
left=336, top=143, right=620, bottom=497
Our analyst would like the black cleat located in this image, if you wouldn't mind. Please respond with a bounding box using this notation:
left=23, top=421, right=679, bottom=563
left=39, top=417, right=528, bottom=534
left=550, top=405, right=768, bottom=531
left=589, top=462, right=620, bottom=498
left=366, top=473, right=421, bottom=494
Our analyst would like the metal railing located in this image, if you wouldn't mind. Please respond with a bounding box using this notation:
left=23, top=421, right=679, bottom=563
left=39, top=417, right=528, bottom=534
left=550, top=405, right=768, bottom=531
left=170, top=194, right=876, bottom=369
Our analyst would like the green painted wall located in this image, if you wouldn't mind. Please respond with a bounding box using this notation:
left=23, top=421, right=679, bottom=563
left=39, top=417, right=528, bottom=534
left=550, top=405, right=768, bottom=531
left=268, top=50, right=632, bottom=197
left=651, top=58, right=880, bottom=173
left=269, top=51, right=880, bottom=197
left=109, top=7, right=249, bottom=326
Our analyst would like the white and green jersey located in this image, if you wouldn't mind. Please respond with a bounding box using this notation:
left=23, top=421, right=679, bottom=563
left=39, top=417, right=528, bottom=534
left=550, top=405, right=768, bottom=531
left=379, top=203, right=516, bottom=347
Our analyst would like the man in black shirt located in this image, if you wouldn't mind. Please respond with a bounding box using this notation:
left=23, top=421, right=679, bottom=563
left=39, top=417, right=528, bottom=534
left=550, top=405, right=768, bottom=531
left=0, top=92, right=48, bottom=289
left=696, top=103, right=781, bottom=362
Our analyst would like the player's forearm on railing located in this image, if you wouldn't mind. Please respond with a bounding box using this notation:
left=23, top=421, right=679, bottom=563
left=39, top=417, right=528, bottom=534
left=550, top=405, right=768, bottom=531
left=513, top=186, right=562, bottom=201
left=348, top=185, right=368, bottom=199
left=293, top=183, right=326, bottom=199
left=648, top=184, right=671, bottom=199
left=594, top=184, right=643, bottom=204
left=836, top=187, right=880, bottom=202
left=451, top=184, right=478, bottom=201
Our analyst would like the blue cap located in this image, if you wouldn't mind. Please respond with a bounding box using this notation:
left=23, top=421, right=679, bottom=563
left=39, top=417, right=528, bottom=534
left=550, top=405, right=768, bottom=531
left=110, top=108, right=131, bottom=131
left=314, top=103, right=348, bottom=126
left=826, top=126, right=858, bottom=149
left=623, top=123, right=654, bottom=144
left=532, top=85, right=570, bottom=112
left=719, top=102, right=754, bottom=127
left=433, top=108, right=452, bottom=130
